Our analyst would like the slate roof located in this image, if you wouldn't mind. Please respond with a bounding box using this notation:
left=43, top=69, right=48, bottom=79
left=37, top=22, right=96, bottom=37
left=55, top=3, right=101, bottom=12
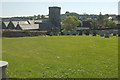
left=2, top=22, right=7, bottom=29
left=4, top=22, right=9, bottom=27
left=19, top=21, right=30, bottom=25
left=113, top=20, right=118, bottom=24
left=12, top=21, right=19, bottom=27
left=3, top=20, right=39, bottom=30
left=15, top=24, right=22, bottom=30
left=18, top=21, right=39, bottom=30
left=7, top=21, right=16, bottom=29
left=18, top=24, right=39, bottom=30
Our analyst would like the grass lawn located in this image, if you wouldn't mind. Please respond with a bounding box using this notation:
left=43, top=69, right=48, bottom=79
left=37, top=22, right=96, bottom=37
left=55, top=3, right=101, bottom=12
left=2, top=35, right=118, bottom=78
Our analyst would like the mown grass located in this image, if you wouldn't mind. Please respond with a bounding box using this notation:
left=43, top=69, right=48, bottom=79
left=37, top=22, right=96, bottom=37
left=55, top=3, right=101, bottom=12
left=2, top=35, right=118, bottom=78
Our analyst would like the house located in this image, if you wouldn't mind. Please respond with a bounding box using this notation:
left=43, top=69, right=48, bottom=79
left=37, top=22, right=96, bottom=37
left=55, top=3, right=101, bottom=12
left=113, top=20, right=120, bottom=28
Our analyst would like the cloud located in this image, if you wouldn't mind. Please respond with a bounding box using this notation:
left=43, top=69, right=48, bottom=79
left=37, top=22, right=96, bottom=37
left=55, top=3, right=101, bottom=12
left=2, top=0, right=120, bottom=2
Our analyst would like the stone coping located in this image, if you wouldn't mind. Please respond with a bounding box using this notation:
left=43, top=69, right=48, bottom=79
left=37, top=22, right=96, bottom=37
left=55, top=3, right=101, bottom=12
left=0, top=61, right=8, bottom=68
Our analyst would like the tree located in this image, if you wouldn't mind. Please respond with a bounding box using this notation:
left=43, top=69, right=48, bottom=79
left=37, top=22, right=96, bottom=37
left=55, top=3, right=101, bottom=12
left=91, top=20, right=99, bottom=29
left=105, top=14, right=109, bottom=18
left=65, top=12, right=80, bottom=18
left=117, top=15, right=120, bottom=21
left=97, top=12, right=104, bottom=21
left=103, top=18, right=116, bottom=28
left=37, top=14, right=40, bottom=19
left=29, top=16, right=33, bottom=20
left=34, top=15, right=37, bottom=19
left=108, top=20, right=116, bottom=28
left=61, top=16, right=80, bottom=31
left=72, top=16, right=81, bottom=25
left=82, top=19, right=92, bottom=27
left=41, top=15, right=45, bottom=19
left=65, top=11, right=70, bottom=14
left=81, top=19, right=99, bottom=29
left=104, top=18, right=109, bottom=27
left=97, top=12, right=104, bottom=28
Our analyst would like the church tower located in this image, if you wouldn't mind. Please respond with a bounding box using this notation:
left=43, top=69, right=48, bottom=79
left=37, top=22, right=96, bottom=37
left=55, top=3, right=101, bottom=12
left=118, top=1, right=120, bottom=15
left=49, top=6, right=61, bottom=31
left=118, top=1, right=120, bottom=24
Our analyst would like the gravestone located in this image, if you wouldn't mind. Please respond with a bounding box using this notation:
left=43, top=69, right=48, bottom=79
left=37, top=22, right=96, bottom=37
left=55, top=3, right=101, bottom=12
left=98, top=30, right=101, bottom=35
left=113, top=30, right=117, bottom=36
left=50, top=32, right=53, bottom=36
left=89, top=30, right=93, bottom=35
left=54, top=32, right=58, bottom=36
left=46, top=32, right=50, bottom=35
left=67, top=31, right=71, bottom=35
left=96, top=30, right=99, bottom=35
left=100, top=30, right=104, bottom=37
left=109, top=30, right=113, bottom=34
left=118, top=30, right=120, bottom=37
left=92, top=30, right=97, bottom=36
left=60, top=32, right=64, bottom=35
left=105, top=31, right=110, bottom=38
left=63, top=31, right=68, bottom=35
left=98, top=30, right=101, bottom=36
left=78, top=30, right=82, bottom=35
left=85, top=30, right=89, bottom=35
left=71, top=31, right=77, bottom=35
left=82, top=30, right=86, bottom=35
left=0, top=61, right=8, bottom=79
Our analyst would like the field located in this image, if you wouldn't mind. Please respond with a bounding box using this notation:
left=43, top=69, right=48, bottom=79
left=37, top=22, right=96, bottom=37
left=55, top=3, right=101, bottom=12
left=2, top=35, right=118, bottom=78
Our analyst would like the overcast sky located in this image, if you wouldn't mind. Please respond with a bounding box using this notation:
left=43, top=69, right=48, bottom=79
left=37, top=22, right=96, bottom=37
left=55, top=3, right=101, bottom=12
left=1, top=0, right=120, bottom=17
left=1, top=0, right=120, bottom=2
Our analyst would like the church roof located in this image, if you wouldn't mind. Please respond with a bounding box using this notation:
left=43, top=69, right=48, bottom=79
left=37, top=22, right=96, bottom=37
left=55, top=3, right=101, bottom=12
left=4, top=20, right=39, bottom=30
left=15, top=24, right=22, bottom=30
left=2, top=22, right=7, bottom=29
left=18, top=24, right=39, bottom=30
left=17, top=20, right=39, bottom=30
left=4, top=22, right=9, bottom=27
left=7, top=21, right=16, bottom=29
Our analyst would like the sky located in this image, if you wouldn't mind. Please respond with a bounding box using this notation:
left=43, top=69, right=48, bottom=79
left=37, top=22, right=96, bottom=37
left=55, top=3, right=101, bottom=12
left=1, top=0, right=120, bottom=17
left=1, top=0, right=120, bottom=2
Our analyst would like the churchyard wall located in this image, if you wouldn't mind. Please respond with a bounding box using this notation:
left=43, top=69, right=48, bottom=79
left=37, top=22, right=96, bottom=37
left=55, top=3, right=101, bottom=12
left=2, top=30, right=47, bottom=37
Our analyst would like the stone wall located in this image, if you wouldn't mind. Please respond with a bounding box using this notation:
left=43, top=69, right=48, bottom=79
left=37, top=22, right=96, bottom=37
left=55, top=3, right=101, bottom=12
left=49, top=7, right=61, bottom=31
left=39, top=22, right=49, bottom=31
left=2, top=30, right=47, bottom=37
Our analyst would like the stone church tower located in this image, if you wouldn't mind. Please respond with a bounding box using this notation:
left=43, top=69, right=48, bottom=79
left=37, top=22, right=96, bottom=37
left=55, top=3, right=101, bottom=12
left=118, top=1, right=120, bottom=24
left=118, top=1, right=120, bottom=15
left=49, top=6, right=61, bottom=31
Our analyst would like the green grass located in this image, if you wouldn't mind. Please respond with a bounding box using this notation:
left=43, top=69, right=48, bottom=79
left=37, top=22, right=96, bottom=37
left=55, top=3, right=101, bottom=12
left=2, top=35, right=118, bottom=78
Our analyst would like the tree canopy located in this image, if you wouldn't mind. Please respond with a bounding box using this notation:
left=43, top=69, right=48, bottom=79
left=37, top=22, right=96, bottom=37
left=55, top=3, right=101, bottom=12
left=97, top=12, right=104, bottom=26
left=41, top=15, right=45, bottom=19
left=61, top=16, right=80, bottom=31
